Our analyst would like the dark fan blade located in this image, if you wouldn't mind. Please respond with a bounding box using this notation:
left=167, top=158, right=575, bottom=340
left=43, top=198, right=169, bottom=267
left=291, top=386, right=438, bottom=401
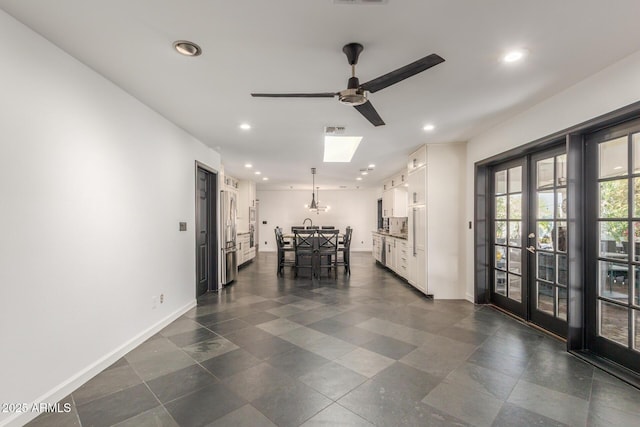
left=360, top=54, right=445, bottom=93
left=251, top=92, right=336, bottom=98
left=354, top=100, right=385, bottom=127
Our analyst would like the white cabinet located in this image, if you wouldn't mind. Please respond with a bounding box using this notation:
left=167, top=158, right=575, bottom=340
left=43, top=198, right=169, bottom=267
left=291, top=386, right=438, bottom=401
left=408, top=166, right=426, bottom=206
left=238, top=233, right=254, bottom=266
left=385, top=239, right=396, bottom=272
left=372, top=233, right=383, bottom=263
left=408, top=205, right=427, bottom=293
left=407, top=145, right=427, bottom=172
left=382, top=187, right=408, bottom=217
left=396, top=239, right=408, bottom=278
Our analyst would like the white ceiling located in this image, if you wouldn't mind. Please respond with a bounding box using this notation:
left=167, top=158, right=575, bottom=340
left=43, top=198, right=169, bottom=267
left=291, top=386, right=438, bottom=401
left=2, top=0, right=640, bottom=190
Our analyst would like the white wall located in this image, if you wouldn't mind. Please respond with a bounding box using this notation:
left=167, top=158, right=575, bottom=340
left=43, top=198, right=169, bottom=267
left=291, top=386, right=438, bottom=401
left=257, top=189, right=378, bottom=252
left=426, top=143, right=467, bottom=299
left=465, top=49, right=640, bottom=301
left=0, top=11, right=220, bottom=426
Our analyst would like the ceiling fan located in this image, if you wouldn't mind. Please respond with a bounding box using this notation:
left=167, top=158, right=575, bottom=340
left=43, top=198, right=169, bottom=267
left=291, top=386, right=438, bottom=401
left=251, top=43, right=444, bottom=127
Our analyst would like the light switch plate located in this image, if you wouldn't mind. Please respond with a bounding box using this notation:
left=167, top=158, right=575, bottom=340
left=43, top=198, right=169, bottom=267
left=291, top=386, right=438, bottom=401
left=179, top=222, right=187, bottom=231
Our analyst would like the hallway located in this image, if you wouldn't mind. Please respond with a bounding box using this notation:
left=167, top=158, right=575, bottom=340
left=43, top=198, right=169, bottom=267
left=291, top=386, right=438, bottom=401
left=28, top=253, right=640, bottom=426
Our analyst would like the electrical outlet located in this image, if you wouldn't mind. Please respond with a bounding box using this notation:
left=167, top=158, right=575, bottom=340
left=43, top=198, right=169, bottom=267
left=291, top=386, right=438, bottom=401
left=160, top=294, right=164, bottom=304
left=152, top=296, right=157, bottom=309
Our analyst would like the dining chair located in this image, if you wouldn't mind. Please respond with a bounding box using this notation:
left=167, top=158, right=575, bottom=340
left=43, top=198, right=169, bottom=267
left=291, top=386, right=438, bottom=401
left=275, top=227, right=294, bottom=276
left=293, top=229, right=316, bottom=278
left=316, top=229, right=339, bottom=279
left=321, top=226, right=335, bottom=229
left=337, top=226, right=353, bottom=275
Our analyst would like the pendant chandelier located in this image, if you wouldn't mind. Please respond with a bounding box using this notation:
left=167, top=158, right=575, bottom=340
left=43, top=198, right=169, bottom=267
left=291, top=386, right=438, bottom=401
left=305, top=168, right=330, bottom=214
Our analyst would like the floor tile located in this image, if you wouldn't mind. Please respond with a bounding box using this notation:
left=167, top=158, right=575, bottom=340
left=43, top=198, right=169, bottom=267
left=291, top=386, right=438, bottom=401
left=76, top=383, right=158, bottom=427
left=589, top=377, right=640, bottom=416
left=251, top=380, right=332, bottom=427
left=507, top=380, right=589, bottom=426
left=371, top=362, right=441, bottom=401
left=112, top=405, right=179, bottom=427
left=256, top=317, right=303, bottom=336
left=299, top=361, right=368, bottom=400
left=443, top=362, right=518, bottom=401
left=224, top=325, right=276, bottom=347
left=200, top=348, right=261, bottom=379
left=159, top=317, right=202, bottom=338
left=303, top=335, right=358, bottom=360
left=181, top=335, right=239, bottom=362
left=492, top=402, right=568, bottom=427
left=466, top=347, right=530, bottom=379
left=25, top=395, right=80, bottom=427
left=124, top=336, right=180, bottom=364
left=238, top=311, right=280, bottom=325
left=423, top=380, right=503, bottom=427
left=207, top=404, right=277, bottom=427
left=222, top=362, right=297, bottom=402
left=520, top=350, right=594, bottom=400
left=205, top=318, right=251, bottom=336
left=72, top=363, right=142, bottom=405
left=127, top=349, right=196, bottom=381
left=167, top=327, right=219, bottom=348
left=146, top=364, right=218, bottom=403
left=360, top=334, right=417, bottom=360
left=267, top=304, right=305, bottom=317
left=267, top=347, right=331, bottom=378
left=336, top=347, right=395, bottom=378
left=331, top=326, right=380, bottom=346
left=278, top=325, right=328, bottom=347
left=299, top=403, right=374, bottom=426
left=164, top=382, right=245, bottom=427
left=240, top=335, right=299, bottom=360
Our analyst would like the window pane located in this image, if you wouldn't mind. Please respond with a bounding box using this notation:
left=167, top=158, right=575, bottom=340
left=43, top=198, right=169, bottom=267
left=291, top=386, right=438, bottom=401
left=598, top=261, right=629, bottom=303
left=599, top=300, right=628, bottom=347
left=599, top=136, right=628, bottom=179
left=537, top=282, right=554, bottom=315
left=509, top=166, right=522, bottom=193
left=509, top=274, right=521, bottom=302
left=508, top=248, right=521, bottom=274
left=557, top=254, right=567, bottom=286
left=557, top=188, right=567, bottom=219
left=599, top=180, right=628, bottom=219
left=495, top=271, right=506, bottom=296
left=556, top=154, right=567, bottom=186
left=557, top=221, right=567, bottom=253
left=495, top=170, right=507, bottom=195
left=537, top=190, right=554, bottom=219
left=558, top=287, right=567, bottom=320
left=537, top=221, right=554, bottom=250
left=634, top=266, right=640, bottom=307
left=496, top=221, right=507, bottom=244
left=634, top=222, right=640, bottom=262
left=495, top=196, right=507, bottom=219
left=599, top=221, right=628, bottom=259
left=537, top=158, right=554, bottom=189
left=634, top=177, right=640, bottom=218
left=537, top=252, right=555, bottom=282
left=495, top=246, right=506, bottom=270
left=633, top=133, right=640, bottom=174
left=635, top=310, right=640, bottom=351
left=509, top=194, right=522, bottom=220
left=509, top=221, right=522, bottom=247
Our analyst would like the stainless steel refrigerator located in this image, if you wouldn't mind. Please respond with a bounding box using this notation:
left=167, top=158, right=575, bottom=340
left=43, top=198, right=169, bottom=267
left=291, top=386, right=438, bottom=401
left=220, top=190, right=238, bottom=285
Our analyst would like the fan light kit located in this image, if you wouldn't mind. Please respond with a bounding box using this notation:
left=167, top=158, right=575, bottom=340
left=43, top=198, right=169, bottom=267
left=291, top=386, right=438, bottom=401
left=173, top=40, right=202, bottom=57
left=423, top=124, right=435, bottom=131
left=252, top=42, right=445, bottom=127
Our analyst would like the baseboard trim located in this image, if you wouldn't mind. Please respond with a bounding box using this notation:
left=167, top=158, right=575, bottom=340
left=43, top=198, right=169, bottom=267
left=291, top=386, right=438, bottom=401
left=3, top=300, right=196, bottom=427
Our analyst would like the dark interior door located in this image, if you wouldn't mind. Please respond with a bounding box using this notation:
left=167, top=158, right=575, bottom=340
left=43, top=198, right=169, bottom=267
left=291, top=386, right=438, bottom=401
left=196, top=167, right=217, bottom=296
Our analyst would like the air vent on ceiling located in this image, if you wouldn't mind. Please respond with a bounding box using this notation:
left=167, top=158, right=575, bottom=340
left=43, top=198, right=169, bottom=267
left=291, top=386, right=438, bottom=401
left=334, top=0, right=388, bottom=4
left=324, top=126, right=346, bottom=135
left=339, top=185, right=347, bottom=189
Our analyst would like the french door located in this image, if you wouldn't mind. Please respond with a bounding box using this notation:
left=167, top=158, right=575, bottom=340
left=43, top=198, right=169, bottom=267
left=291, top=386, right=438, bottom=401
left=585, top=119, right=640, bottom=372
left=491, top=145, right=568, bottom=337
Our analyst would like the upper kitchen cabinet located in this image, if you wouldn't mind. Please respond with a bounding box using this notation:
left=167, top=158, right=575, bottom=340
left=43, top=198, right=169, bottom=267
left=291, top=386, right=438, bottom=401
left=407, top=145, right=427, bottom=172
left=408, top=166, right=426, bottom=206
left=237, top=180, right=257, bottom=232
left=382, top=187, right=408, bottom=218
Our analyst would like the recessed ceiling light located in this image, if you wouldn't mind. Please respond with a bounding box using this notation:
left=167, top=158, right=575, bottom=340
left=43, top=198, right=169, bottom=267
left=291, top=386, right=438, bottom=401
left=255, top=171, right=261, bottom=175
left=356, top=177, right=363, bottom=181
left=324, top=136, right=363, bottom=162
left=423, top=124, right=435, bottom=131
left=173, top=40, right=202, bottom=57
left=368, top=164, right=376, bottom=168
left=262, top=177, right=269, bottom=181
left=244, top=163, right=253, bottom=168
left=239, top=123, right=251, bottom=130
left=361, top=171, right=368, bottom=175
left=503, top=49, right=527, bottom=63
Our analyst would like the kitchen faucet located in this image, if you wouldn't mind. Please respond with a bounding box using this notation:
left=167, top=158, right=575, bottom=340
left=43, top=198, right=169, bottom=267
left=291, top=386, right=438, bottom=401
left=303, top=217, right=313, bottom=228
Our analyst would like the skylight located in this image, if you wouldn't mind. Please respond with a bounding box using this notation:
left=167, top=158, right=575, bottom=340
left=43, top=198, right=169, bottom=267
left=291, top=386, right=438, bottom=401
left=323, top=136, right=362, bottom=162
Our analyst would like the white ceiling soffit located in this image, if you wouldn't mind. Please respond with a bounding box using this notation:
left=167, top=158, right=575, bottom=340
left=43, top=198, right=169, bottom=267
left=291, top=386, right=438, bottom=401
left=1, top=0, right=640, bottom=189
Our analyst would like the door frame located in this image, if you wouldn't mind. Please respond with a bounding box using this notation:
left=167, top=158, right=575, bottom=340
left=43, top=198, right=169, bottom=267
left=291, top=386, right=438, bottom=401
left=475, top=100, right=640, bottom=355
left=195, top=161, right=219, bottom=296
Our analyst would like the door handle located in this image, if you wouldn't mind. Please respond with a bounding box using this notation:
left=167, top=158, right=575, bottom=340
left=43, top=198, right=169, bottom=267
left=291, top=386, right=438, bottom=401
left=528, top=233, right=535, bottom=239
left=526, top=246, right=536, bottom=254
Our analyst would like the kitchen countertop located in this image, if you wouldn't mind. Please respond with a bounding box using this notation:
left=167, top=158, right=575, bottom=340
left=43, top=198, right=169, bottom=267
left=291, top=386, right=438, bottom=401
left=237, top=231, right=250, bottom=235
left=372, top=230, right=408, bottom=240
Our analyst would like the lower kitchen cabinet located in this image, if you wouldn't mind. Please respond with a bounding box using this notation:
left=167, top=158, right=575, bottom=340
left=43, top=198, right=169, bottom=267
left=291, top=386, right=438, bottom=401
left=238, top=233, right=255, bottom=266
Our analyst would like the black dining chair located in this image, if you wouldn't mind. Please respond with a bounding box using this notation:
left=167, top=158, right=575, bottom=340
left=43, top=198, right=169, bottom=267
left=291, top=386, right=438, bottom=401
left=321, top=226, right=335, bottom=229
left=316, top=229, right=339, bottom=278
left=275, top=227, right=294, bottom=276
left=293, top=229, right=316, bottom=278
left=337, top=226, right=353, bottom=275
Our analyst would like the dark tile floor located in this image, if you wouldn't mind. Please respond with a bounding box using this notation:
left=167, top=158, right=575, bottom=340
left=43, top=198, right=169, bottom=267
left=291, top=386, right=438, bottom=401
left=27, top=252, right=640, bottom=427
